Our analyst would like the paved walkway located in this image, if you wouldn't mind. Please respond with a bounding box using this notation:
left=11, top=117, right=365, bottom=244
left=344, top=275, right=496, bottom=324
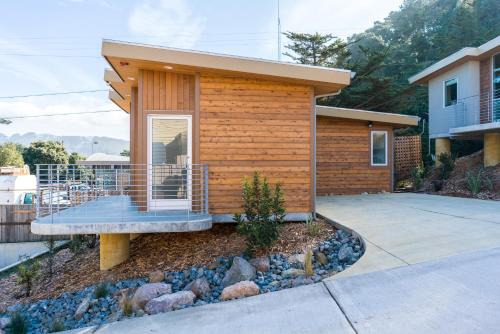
left=317, top=193, right=500, bottom=278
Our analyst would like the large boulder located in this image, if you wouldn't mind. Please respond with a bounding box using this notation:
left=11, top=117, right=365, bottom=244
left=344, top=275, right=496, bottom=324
left=74, top=296, right=91, bottom=320
left=131, top=283, right=172, bottom=311
left=187, top=277, right=211, bottom=298
left=220, top=281, right=260, bottom=301
left=222, top=257, right=256, bottom=287
left=315, top=252, right=328, bottom=266
left=282, top=268, right=305, bottom=279
left=338, top=245, right=354, bottom=263
left=148, top=270, right=164, bottom=283
left=249, top=257, right=270, bottom=272
left=145, top=291, right=196, bottom=315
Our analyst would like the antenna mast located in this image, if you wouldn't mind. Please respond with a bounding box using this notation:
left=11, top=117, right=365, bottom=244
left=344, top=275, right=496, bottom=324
left=278, top=0, right=281, bottom=61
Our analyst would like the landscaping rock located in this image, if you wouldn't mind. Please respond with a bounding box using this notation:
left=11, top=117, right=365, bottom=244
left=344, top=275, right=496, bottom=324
left=148, top=270, right=164, bottom=283
left=145, top=291, right=196, bottom=315
left=338, top=245, right=354, bottom=263
left=131, top=283, right=172, bottom=311
left=222, top=257, right=256, bottom=287
left=189, top=278, right=211, bottom=298
left=315, top=252, right=328, bottom=265
left=74, top=296, right=91, bottom=320
left=288, top=253, right=306, bottom=265
left=250, top=256, right=270, bottom=272
left=292, top=276, right=314, bottom=287
left=0, top=317, right=10, bottom=330
left=220, top=281, right=260, bottom=301
left=282, top=268, right=305, bottom=278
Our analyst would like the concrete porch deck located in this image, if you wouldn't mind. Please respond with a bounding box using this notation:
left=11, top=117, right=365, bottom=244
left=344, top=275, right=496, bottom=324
left=31, top=195, right=213, bottom=235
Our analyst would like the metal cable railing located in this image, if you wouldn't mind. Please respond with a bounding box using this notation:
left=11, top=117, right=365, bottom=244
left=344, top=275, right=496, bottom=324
left=35, top=164, right=209, bottom=222
left=450, top=89, right=500, bottom=128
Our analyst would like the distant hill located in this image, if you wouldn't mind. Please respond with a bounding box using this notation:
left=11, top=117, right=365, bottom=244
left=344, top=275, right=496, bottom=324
left=0, top=133, right=129, bottom=156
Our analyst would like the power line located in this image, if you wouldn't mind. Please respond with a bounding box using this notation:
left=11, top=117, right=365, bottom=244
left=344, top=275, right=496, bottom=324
left=3, top=109, right=121, bottom=120
left=0, top=89, right=109, bottom=99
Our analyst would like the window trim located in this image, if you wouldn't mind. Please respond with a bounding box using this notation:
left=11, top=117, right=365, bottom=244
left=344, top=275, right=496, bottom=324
left=492, top=53, right=500, bottom=101
left=370, top=130, right=388, bottom=167
left=443, top=78, right=458, bottom=108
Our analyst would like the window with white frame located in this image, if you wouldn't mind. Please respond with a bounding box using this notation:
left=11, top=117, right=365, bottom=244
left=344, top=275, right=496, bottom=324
left=371, top=131, right=388, bottom=166
left=444, top=78, right=458, bottom=107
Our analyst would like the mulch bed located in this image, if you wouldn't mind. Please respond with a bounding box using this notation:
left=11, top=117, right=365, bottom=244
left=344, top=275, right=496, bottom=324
left=421, top=150, right=499, bottom=200
left=0, top=220, right=335, bottom=310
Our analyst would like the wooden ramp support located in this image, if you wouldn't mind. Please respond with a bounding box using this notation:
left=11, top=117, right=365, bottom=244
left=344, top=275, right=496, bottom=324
left=484, top=133, right=500, bottom=167
left=100, top=234, right=130, bottom=270
left=435, top=138, right=451, bottom=166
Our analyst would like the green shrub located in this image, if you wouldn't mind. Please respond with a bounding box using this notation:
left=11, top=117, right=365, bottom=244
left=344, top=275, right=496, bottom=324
left=466, top=169, right=492, bottom=195
left=69, top=235, right=85, bottom=255
left=94, top=282, right=110, bottom=299
left=234, top=172, right=286, bottom=254
left=6, top=312, right=28, bottom=334
left=16, top=256, right=40, bottom=297
left=410, top=164, right=425, bottom=190
left=305, top=215, right=320, bottom=237
left=437, top=153, right=455, bottom=180
left=48, top=319, right=65, bottom=333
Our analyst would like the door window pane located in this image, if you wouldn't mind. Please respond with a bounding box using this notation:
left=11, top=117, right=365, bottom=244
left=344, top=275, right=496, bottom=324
left=371, top=131, right=387, bottom=166
left=444, top=78, right=457, bottom=107
left=151, top=118, right=188, bottom=200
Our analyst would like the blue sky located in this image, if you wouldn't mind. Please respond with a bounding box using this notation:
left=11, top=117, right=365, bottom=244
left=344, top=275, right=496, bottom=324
left=0, top=0, right=403, bottom=140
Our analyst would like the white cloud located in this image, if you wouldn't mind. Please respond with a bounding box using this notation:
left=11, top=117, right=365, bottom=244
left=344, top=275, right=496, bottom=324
left=128, top=0, right=206, bottom=49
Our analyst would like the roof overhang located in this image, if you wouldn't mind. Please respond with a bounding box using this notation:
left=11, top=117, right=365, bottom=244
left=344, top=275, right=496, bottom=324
left=102, top=40, right=352, bottom=113
left=409, top=36, right=500, bottom=84
left=316, top=106, right=419, bottom=128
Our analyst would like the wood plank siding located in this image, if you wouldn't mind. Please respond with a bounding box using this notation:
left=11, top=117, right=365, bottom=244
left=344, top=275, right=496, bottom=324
left=316, top=116, right=393, bottom=195
left=199, top=75, right=313, bottom=215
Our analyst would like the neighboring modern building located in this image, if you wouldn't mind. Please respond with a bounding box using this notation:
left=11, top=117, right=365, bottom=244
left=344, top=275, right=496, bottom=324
left=32, top=40, right=417, bottom=270
left=409, top=36, right=500, bottom=166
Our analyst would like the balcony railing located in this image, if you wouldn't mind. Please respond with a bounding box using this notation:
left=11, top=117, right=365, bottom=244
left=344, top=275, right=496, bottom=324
left=35, top=164, right=209, bottom=222
left=449, top=90, right=500, bottom=128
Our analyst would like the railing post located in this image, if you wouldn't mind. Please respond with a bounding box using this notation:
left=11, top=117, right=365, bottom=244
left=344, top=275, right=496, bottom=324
left=204, top=164, right=209, bottom=215
left=35, top=164, right=40, bottom=218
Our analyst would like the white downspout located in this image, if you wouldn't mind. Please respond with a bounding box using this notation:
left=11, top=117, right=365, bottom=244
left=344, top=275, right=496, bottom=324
left=312, top=88, right=343, bottom=219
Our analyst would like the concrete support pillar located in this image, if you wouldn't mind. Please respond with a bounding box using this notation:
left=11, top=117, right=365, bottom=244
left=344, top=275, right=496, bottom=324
left=435, top=138, right=451, bottom=166
left=100, top=234, right=130, bottom=270
left=484, top=133, right=500, bottom=167
left=130, top=233, right=140, bottom=241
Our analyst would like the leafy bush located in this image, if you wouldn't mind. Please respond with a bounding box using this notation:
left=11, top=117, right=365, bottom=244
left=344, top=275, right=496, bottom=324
left=305, top=215, right=320, bottom=237
left=16, top=256, right=40, bottom=297
left=94, top=282, right=110, bottom=299
left=410, top=164, right=425, bottom=190
left=48, top=319, right=65, bottom=333
left=466, top=169, right=493, bottom=195
left=304, top=249, right=314, bottom=277
left=437, top=153, right=455, bottom=180
left=234, top=172, right=286, bottom=254
left=69, top=235, right=85, bottom=255
left=6, top=312, right=28, bottom=334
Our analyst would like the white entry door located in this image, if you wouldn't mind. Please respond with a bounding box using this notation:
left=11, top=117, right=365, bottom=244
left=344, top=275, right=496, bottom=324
left=147, top=115, right=192, bottom=211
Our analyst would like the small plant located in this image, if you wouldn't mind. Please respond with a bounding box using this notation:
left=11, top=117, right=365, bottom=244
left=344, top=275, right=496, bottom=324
left=94, top=282, right=110, bottom=299
left=234, top=172, right=286, bottom=255
left=304, top=249, right=314, bottom=277
left=410, top=164, right=425, bottom=190
left=120, top=297, right=134, bottom=317
left=48, top=319, right=65, bottom=333
left=305, top=215, right=320, bottom=237
left=16, top=256, right=40, bottom=297
left=437, top=153, right=455, bottom=180
left=6, top=312, right=28, bottom=334
left=43, top=237, right=56, bottom=278
left=69, top=235, right=85, bottom=254
left=465, top=169, right=493, bottom=195
left=85, top=234, right=98, bottom=248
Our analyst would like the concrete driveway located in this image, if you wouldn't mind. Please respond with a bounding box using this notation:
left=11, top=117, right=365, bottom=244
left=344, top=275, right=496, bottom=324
left=317, top=193, right=500, bottom=278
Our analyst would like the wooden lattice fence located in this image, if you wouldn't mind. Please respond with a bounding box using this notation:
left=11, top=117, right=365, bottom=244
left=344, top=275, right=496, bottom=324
left=394, top=135, right=422, bottom=181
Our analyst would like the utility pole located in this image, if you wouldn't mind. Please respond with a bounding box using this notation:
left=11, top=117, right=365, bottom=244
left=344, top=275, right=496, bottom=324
left=278, top=0, right=281, bottom=61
